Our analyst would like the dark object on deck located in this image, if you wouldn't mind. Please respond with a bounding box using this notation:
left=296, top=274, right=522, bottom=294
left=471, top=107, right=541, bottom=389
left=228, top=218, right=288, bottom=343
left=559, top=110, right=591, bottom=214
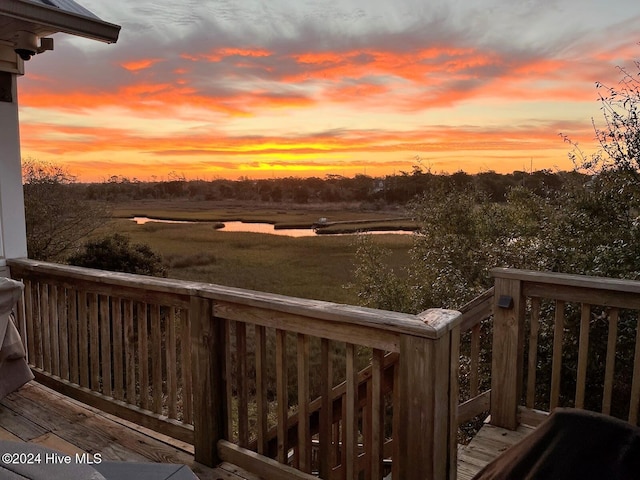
left=472, top=408, right=640, bottom=480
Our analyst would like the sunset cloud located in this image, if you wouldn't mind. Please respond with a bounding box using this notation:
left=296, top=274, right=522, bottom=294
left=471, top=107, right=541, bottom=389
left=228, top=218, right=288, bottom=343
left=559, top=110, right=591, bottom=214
left=15, top=0, right=640, bottom=181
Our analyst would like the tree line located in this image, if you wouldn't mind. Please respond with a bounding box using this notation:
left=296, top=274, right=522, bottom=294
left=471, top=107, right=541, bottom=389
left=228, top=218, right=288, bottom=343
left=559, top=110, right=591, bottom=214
left=59, top=168, right=582, bottom=206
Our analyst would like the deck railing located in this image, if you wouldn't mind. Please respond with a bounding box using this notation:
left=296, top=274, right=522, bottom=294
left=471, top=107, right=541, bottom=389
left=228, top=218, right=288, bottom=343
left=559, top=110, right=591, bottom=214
left=26, top=259, right=640, bottom=478
left=8, top=258, right=464, bottom=480
left=490, top=268, right=640, bottom=430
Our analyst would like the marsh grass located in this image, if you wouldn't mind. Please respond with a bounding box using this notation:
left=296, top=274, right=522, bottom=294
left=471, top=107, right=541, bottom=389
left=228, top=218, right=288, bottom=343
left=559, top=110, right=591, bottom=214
left=100, top=218, right=413, bottom=304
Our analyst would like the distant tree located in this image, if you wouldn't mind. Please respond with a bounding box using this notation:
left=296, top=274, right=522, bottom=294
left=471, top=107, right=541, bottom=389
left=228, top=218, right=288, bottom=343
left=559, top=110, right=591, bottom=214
left=22, top=159, right=109, bottom=261
left=68, top=233, right=167, bottom=277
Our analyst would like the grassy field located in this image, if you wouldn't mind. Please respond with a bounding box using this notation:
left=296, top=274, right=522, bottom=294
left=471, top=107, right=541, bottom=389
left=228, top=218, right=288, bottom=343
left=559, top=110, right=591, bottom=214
left=105, top=214, right=414, bottom=305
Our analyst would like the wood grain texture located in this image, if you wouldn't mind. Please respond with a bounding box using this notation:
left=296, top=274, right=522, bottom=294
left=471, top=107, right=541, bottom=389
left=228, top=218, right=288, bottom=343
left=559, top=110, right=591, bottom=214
left=526, top=297, right=540, bottom=409
left=218, top=440, right=318, bottom=480
left=151, top=304, right=162, bottom=414
left=275, top=329, right=288, bottom=464
left=68, top=288, right=79, bottom=385
left=237, top=321, right=249, bottom=448
left=296, top=333, right=311, bottom=473
left=137, top=302, right=149, bottom=410
left=167, top=307, right=178, bottom=419
left=190, top=296, right=227, bottom=466
left=345, top=343, right=358, bottom=480
left=0, top=383, right=253, bottom=480
left=319, top=338, right=333, bottom=478
left=549, top=300, right=564, bottom=410
left=99, top=294, right=112, bottom=398
left=490, top=277, right=525, bottom=430
left=123, top=299, right=136, bottom=405
left=602, top=308, right=619, bottom=415
left=89, top=293, right=100, bottom=392
left=112, top=297, right=124, bottom=402
left=575, top=303, right=591, bottom=409
left=397, top=332, right=451, bottom=480
left=181, top=309, right=193, bottom=425
left=255, top=325, right=268, bottom=455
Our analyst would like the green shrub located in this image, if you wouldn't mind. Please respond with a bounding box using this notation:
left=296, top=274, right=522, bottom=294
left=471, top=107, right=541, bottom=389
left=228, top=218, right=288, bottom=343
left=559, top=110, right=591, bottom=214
left=68, top=233, right=167, bottom=277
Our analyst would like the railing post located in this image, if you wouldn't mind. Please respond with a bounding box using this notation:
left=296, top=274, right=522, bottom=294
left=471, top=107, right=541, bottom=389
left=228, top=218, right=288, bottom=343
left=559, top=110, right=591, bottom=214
left=490, top=275, right=526, bottom=430
left=191, top=295, right=227, bottom=466
left=397, top=309, right=460, bottom=480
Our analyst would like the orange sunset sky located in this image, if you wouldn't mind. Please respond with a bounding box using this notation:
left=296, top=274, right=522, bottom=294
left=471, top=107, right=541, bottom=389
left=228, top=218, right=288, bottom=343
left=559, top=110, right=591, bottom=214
left=16, top=0, right=640, bottom=182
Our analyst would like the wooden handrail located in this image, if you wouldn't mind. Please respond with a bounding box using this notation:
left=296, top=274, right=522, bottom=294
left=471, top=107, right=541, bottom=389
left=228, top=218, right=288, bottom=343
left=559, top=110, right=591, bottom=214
left=492, top=267, right=640, bottom=294
left=10, top=258, right=441, bottom=340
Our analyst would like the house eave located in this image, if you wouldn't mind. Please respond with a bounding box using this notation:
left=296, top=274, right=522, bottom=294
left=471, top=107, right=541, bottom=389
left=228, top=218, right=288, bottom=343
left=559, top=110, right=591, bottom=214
left=0, top=0, right=120, bottom=44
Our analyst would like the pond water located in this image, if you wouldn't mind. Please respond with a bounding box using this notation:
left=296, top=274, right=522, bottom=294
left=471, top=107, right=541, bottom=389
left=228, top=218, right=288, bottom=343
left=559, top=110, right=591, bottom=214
left=131, top=217, right=413, bottom=237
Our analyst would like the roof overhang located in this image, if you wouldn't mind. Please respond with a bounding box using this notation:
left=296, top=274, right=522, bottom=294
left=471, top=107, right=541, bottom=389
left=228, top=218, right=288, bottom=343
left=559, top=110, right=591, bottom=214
left=0, top=0, right=120, bottom=44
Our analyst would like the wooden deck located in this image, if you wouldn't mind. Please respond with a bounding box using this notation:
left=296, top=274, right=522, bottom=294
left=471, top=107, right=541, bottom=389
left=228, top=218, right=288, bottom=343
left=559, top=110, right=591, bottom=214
left=457, top=422, right=536, bottom=480
left=0, top=382, right=537, bottom=480
left=0, top=382, right=260, bottom=480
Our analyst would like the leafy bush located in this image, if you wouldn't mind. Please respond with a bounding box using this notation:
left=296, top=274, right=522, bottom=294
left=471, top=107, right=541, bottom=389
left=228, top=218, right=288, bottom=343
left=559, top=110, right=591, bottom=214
left=68, top=233, right=167, bottom=277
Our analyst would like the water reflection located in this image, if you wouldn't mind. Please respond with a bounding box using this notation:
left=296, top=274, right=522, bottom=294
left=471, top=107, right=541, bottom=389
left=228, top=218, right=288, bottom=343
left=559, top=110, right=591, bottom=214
left=131, top=217, right=412, bottom=237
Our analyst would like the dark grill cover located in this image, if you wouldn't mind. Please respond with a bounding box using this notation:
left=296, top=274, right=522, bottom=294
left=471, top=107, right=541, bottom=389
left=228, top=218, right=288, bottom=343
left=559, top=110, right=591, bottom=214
left=472, top=408, right=640, bottom=480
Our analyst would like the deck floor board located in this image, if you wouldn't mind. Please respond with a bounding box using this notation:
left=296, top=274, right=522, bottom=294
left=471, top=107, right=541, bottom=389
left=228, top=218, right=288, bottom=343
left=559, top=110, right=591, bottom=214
left=2, top=382, right=537, bottom=480
left=457, top=422, right=536, bottom=480
left=0, top=382, right=258, bottom=480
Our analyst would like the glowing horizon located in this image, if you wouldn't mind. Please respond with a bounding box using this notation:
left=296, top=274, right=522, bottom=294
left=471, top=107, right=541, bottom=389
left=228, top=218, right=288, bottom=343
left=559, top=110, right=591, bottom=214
left=16, top=0, right=640, bottom=182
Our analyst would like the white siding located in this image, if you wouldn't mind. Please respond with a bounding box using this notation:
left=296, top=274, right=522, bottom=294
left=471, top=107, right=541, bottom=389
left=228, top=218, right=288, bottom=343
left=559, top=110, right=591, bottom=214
left=0, top=72, right=27, bottom=270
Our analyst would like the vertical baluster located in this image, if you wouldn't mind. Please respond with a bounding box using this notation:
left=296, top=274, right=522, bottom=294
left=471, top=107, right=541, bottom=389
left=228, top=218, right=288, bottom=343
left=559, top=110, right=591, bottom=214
left=41, top=283, right=51, bottom=373
left=181, top=309, right=193, bottom=424
left=138, top=302, right=149, bottom=410
left=89, top=292, right=100, bottom=391
left=319, top=338, right=333, bottom=478
left=550, top=300, right=564, bottom=410
left=526, top=297, right=541, bottom=408
left=58, top=286, right=69, bottom=381
left=345, top=343, right=358, bottom=480
left=297, top=333, right=310, bottom=473
left=449, top=325, right=461, bottom=480
left=124, top=299, right=136, bottom=404
left=628, top=314, right=640, bottom=424
left=55, top=285, right=69, bottom=380
left=34, top=283, right=44, bottom=368
left=364, top=378, right=372, bottom=479
left=602, top=308, right=619, bottom=415
left=333, top=416, right=341, bottom=473
left=224, top=319, right=234, bottom=439
left=237, top=322, right=249, bottom=448
left=341, top=395, right=347, bottom=472
left=151, top=304, right=162, bottom=413
left=78, top=290, right=89, bottom=388
left=371, top=349, right=385, bottom=480
left=24, top=279, right=35, bottom=365
left=68, top=289, right=79, bottom=384
left=100, top=294, right=112, bottom=397
left=276, top=328, right=288, bottom=464
left=255, top=325, right=268, bottom=454
left=391, top=360, right=400, bottom=480
left=49, top=284, right=60, bottom=377
left=470, top=323, right=481, bottom=398
left=575, top=303, right=591, bottom=409
left=112, top=298, right=124, bottom=401
left=166, top=307, right=178, bottom=419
